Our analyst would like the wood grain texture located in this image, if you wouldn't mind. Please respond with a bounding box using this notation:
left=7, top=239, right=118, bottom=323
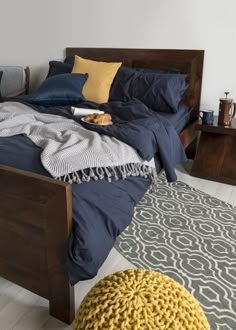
left=191, top=118, right=236, bottom=185
left=196, top=117, right=236, bottom=135
left=0, top=165, right=74, bottom=324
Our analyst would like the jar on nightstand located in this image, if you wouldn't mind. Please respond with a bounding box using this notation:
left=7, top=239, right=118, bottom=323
left=218, top=92, right=236, bottom=126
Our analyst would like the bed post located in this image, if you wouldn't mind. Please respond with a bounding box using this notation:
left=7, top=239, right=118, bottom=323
left=46, top=179, right=75, bottom=324
left=0, top=165, right=75, bottom=324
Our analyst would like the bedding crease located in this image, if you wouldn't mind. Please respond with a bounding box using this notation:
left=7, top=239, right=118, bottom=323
left=0, top=101, right=157, bottom=186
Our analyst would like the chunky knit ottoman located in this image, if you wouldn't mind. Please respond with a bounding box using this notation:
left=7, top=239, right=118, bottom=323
left=73, top=269, right=209, bottom=330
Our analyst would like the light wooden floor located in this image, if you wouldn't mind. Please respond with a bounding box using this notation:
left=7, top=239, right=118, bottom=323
left=1, top=161, right=236, bottom=329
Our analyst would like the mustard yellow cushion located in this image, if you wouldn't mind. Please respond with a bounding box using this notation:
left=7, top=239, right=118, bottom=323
left=72, top=55, right=122, bottom=104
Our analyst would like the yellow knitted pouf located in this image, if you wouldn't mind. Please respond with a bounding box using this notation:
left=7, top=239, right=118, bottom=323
left=73, top=269, right=209, bottom=330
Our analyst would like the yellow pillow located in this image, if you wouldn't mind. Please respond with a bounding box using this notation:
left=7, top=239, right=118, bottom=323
left=72, top=55, right=122, bottom=104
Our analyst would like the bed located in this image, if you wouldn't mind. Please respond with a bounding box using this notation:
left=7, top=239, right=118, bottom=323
left=0, top=48, right=204, bottom=324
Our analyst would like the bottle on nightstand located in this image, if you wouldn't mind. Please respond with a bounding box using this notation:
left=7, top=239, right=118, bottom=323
left=218, top=92, right=236, bottom=126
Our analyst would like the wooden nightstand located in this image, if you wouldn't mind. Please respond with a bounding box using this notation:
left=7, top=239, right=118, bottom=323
left=191, top=117, right=236, bottom=185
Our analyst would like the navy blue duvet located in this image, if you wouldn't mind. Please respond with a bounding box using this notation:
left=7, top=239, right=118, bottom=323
left=0, top=99, right=186, bottom=284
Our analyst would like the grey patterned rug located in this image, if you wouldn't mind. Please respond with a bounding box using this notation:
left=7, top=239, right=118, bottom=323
left=115, top=175, right=236, bottom=330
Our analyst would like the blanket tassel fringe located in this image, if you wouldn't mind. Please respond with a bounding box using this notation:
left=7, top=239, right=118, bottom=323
left=55, top=163, right=158, bottom=191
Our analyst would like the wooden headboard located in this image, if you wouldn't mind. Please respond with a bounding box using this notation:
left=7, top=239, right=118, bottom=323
left=66, top=48, right=204, bottom=122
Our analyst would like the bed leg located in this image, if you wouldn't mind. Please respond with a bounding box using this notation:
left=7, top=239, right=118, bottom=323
left=49, top=280, right=75, bottom=324
left=46, top=184, right=75, bottom=324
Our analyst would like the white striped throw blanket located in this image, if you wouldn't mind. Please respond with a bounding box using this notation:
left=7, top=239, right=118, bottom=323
left=0, top=102, right=157, bottom=185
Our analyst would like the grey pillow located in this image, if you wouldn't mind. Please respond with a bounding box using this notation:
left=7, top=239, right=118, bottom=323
left=0, top=66, right=25, bottom=97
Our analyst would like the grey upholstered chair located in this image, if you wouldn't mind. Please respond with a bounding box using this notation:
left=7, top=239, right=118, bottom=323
left=0, top=66, right=30, bottom=100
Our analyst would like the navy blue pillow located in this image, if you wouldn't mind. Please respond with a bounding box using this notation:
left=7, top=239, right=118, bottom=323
left=109, top=66, right=137, bottom=102
left=28, top=73, right=88, bottom=106
left=109, top=65, right=189, bottom=113
left=110, top=65, right=178, bottom=100
left=46, top=61, right=73, bottom=78
left=136, top=67, right=181, bottom=74
left=64, top=56, right=75, bottom=66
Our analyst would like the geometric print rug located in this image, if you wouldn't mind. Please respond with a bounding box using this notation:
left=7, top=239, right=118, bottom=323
left=115, top=174, right=236, bottom=329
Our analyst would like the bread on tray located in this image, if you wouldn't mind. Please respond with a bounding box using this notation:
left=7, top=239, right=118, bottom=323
left=83, top=113, right=112, bottom=125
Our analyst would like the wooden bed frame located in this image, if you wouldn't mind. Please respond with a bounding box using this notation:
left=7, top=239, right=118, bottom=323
left=0, top=48, right=204, bottom=324
left=66, top=48, right=204, bottom=152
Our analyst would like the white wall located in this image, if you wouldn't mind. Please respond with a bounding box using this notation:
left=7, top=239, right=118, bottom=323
left=1, top=0, right=236, bottom=112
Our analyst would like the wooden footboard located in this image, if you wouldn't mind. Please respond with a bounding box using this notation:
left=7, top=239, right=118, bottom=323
left=0, top=165, right=75, bottom=324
